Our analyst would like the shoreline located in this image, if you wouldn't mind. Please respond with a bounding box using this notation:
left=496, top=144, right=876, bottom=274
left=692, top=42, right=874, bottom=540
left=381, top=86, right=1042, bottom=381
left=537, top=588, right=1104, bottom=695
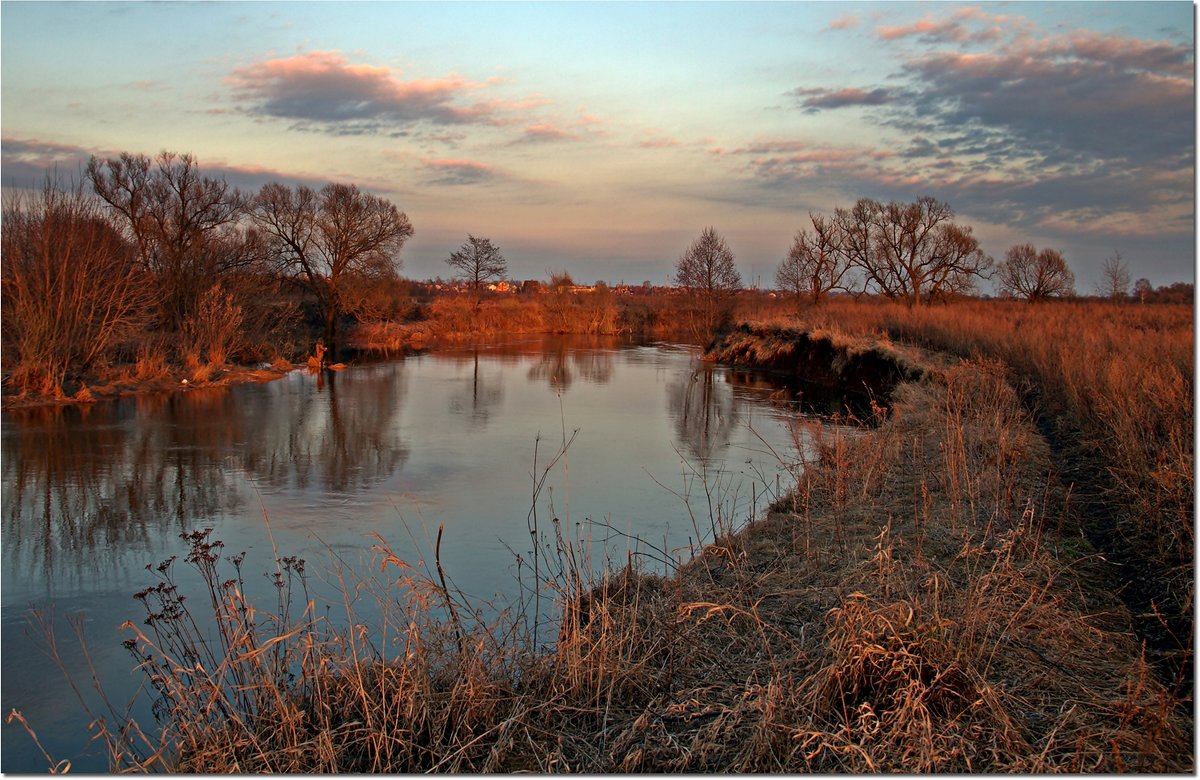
left=1, top=363, right=299, bottom=413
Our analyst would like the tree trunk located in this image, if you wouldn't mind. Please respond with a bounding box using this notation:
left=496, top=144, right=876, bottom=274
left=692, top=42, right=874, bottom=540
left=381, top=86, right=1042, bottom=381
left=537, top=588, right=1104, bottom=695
left=324, top=305, right=338, bottom=362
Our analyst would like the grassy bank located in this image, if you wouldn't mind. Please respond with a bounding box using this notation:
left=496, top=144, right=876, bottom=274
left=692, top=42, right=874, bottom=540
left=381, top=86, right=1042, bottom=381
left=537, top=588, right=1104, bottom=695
left=23, top=328, right=1191, bottom=773
left=735, top=300, right=1194, bottom=691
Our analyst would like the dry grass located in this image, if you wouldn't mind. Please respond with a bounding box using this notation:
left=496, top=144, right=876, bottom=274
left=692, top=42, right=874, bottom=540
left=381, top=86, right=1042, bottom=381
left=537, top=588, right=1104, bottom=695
left=347, top=289, right=799, bottom=352
left=15, top=341, right=1191, bottom=773
left=749, top=299, right=1193, bottom=659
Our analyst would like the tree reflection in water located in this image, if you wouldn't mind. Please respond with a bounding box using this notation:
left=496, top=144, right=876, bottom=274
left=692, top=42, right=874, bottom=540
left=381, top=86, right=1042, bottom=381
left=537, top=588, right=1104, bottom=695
left=667, top=365, right=740, bottom=463
left=1, top=338, right=823, bottom=775
left=3, top=391, right=246, bottom=593
left=2, top=366, right=411, bottom=589
left=448, top=350, right=504, bottom=426
left=526, top=335, right=614, bottom=391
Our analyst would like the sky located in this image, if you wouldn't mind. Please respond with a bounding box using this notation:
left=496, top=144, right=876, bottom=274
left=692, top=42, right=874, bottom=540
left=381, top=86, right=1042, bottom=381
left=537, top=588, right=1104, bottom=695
left=1, top=1, right=1194, bottom=291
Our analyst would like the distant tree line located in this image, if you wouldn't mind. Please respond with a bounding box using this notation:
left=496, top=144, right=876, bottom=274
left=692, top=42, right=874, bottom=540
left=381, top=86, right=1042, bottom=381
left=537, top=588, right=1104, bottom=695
left=3, top=155, right=1192, bottom=399
left=769, top=196, right=1192, bottom=308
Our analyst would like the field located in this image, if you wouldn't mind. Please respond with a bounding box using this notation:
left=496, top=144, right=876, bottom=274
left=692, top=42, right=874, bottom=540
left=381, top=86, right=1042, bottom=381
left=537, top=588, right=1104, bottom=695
left=12, top=295, right=1193, bottom=773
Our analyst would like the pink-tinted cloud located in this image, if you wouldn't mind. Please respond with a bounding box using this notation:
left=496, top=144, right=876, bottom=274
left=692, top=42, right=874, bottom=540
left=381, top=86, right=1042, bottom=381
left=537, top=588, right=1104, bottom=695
left=572, top=112, right=605, bottom=128
left=515, top=122, right=579, bottom=143
left=420, top=157, right=505, bottom=186
left=1, top=137, right=111, bottom=187
left=789, top=9, right=1192, bottom=243
left=790, top=86, right=895, bottom=112
left=900, top=31, right=1194, bottom=169
left=876, top=7, right=1010, bottom=45
left=1030, top=30, right=1194, bottom=78
left=637, top=136, right=681, bottom=149
left=226, top=50, right=499, bottom=131
left=202, top=159, right=338, bottom=191
left=733, top=139, right=896, bottom=161
left=825, top=14, right=860, bottom=31
left=634, top=128, right=681, bottom=149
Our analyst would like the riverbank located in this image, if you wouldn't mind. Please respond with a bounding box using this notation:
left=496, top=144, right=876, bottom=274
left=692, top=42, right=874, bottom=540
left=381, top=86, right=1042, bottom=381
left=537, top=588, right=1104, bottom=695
left=57, top=322, right=1190, bottom=773
left=0, top=362, right=298, bottom=412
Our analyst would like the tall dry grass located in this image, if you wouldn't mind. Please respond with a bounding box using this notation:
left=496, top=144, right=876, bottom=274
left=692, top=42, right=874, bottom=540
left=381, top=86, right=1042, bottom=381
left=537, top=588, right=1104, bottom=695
left=348, top=289, right=798, bottom=352
left=751, top=299, right=1193, bottom=636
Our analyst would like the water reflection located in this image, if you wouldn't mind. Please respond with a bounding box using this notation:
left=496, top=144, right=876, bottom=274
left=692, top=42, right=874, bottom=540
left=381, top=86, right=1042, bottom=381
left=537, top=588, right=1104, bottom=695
left=526, top=336, right=615, bottom=390
left=288, top=365, right=409, bottom=493
left=2, top=395, right=245, bottom=596
left=448, top=351, right=504, bottom=426
left=2, top=366, right=412, bottom=594
left=667, top=366, right=740, bottom=462
left=2, top=337, right=822, bottom=774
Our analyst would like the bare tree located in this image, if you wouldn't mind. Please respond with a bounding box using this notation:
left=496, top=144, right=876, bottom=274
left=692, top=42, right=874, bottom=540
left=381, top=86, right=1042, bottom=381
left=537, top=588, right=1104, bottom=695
left=675, top=226, right=742, bottom=337
left=2, top=177, right=153, bottom=396
left=834, top=196, right=991, bottom=306
left=1099, top=251, right=1132, bottom=301
left=996, top=243, right=1075, bottom=301
left=86, top=151, right=253, bottom=331
left=251, top=182, right=413, bottom=356
left=446, top=234, right=507, bottom=306
left=1134, top=277, right=1153, bottom=304
left=776, top=213, right=851, bottom=310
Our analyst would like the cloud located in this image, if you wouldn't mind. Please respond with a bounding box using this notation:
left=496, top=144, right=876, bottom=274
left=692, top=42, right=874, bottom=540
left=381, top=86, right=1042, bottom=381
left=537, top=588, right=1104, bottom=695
left=877, top=17, right=996, bottom=45
left=875, top=7, right=1021, bottom=45
left=720, top=139, right=901, bottom=200
left=637, top=136, right=681, bottom=149
left=780, top=11, right=1193, bottom=254
left=790, top=86, right=896, bottom=112
left=420, top=157, right=505, bottom=186
left=2, top=137, right=94, bottom=160
left=514, top=122, right=578, bottom=144
left=571, top=112, right=605, bottom=128
left=900, top=33, right=1194, bottom=170
left=1, top=137, right=104, bottom=188
left=226, top=50, right=500, bottom=132
left=200, top=160, right=335, bottom=192
left=825, top=14, right=860, bottom=32
left=0, top=136, right=335, bottom=193
left=633, top=128, right=681, bottom=149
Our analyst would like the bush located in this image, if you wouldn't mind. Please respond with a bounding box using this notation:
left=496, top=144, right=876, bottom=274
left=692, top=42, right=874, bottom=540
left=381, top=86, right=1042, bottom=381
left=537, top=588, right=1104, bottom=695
left=1, top=179, right=153, bottom=397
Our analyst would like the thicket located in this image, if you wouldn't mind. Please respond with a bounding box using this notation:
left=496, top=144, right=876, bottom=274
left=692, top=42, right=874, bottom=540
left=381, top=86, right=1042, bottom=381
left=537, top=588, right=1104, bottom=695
left=1, top=180, right=154, bottom=398
left=2, top=155, right=414, bottom=401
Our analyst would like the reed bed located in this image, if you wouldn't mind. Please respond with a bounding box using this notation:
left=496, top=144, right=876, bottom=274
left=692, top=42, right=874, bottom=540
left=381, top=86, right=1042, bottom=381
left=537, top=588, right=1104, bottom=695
left=16, top=342, right=1191, bottom=772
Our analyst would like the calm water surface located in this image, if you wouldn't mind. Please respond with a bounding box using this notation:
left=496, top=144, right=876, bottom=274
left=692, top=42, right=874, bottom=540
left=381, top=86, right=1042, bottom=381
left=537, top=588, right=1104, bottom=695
left=1, top=336, right=822, bottom=772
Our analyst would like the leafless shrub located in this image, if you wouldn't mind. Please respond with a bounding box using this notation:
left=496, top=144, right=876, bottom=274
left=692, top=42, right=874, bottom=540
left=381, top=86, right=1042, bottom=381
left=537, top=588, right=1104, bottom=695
left=1, top=177, right=154, bottom=397
left=179, top=285, right=244, bottom=369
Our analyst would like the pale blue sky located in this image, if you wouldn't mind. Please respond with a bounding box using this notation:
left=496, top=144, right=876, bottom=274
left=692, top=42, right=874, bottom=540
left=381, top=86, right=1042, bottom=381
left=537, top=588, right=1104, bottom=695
left=2, top=1, right=1194, bottom=288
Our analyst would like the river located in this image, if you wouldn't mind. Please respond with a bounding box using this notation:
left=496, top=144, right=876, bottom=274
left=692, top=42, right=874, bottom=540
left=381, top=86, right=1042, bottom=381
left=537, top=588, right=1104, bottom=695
left=1, top=335, right=828, bottom=772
